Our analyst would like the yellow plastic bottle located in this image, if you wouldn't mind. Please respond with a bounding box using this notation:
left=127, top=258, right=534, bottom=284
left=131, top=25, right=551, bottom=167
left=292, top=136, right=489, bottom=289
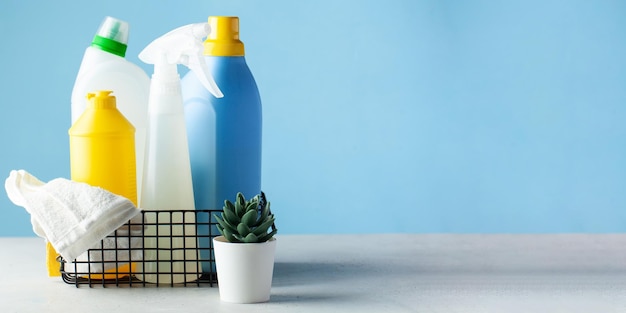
left=68, top=90, right=137, bottom=279
left=46, top=242, right=61, bottom=276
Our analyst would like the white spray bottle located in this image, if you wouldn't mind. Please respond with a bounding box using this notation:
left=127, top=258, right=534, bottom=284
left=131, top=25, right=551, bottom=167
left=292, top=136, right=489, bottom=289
left=137, top=22, right=223, bottom=284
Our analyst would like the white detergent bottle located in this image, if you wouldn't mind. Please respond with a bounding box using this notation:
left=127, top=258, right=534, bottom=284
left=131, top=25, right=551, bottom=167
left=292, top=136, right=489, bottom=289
left=71, top=16, right=150, bottom=203
left=137, top=22, right=222, bottom=284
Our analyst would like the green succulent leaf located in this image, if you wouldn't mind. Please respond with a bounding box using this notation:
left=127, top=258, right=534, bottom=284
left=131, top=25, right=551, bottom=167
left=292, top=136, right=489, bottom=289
left=237, top=223, right=251, bottom=237
left=235, top=193, right=247, bottom=217
left=223, top=227, right=241, bottom=243
left=258, top=228, right=277, bottom=242
left=215, top=214, right=237, bottom=234
left=252, top=216, right=275, bottom=237
left=256, top=202, right=270, bottom=227
left=245, top=200, right=258, bottom=213
left=232, top=233, right=246, bottom=242
left=241, top=208, right=258, bottom=227
left=223, top=206, right=240, bottom=224
left=243, top=233, right=259, bottom=243
left=216, top=223, right=225, bottom=236
left=224, top=199, right=236, bottom=215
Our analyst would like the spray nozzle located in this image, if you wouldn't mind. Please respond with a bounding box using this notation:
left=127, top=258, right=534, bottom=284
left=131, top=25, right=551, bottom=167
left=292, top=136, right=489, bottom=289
left=139, top=23, right=223, bottom=98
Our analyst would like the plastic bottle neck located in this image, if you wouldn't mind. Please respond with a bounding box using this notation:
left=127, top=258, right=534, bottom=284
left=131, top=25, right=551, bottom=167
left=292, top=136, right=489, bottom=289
left=88, top=91, right=118, bottom=110
left=92, top=102, right=116, bottom=110
left=203, top=40, right=244, bottom=57
left=153, top=63, right=178, bottom=80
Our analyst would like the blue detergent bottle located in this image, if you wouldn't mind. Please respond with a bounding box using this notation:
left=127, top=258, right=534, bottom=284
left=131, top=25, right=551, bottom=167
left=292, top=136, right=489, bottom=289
left=181, top=16, right=262, bottom=274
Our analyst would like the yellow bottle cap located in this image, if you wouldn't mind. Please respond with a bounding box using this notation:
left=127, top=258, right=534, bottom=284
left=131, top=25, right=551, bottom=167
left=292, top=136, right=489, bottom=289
left=204, top=16, right=245, bottom=56
left=87, top=90, right=116, bottom=109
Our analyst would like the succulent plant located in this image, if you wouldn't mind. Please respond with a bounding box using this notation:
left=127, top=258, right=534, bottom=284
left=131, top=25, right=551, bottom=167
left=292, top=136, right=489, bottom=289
left=214, top=192, right=277, bottom=243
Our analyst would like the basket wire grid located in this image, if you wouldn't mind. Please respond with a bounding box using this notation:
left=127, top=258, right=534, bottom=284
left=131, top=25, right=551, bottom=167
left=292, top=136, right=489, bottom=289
left=59, top=209, right=222, bottom=288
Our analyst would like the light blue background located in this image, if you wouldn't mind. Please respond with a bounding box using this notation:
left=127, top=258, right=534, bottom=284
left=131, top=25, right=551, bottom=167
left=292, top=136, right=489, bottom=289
left=1, top=0, right=625, bottom=236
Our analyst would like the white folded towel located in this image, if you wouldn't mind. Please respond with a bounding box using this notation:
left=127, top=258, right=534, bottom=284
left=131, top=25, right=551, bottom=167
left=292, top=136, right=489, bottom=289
left=4, top=170, right=142, bottom=264
left=67, top=225, right=143, bottom=274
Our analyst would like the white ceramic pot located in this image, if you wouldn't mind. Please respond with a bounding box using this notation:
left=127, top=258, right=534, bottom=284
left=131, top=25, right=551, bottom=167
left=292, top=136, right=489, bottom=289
left=213, top=236, right=277, bottom=303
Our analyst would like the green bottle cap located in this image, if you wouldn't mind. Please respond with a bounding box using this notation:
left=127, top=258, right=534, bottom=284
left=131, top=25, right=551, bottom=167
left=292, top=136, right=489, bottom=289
left=91, top=16, right=129, bottom=57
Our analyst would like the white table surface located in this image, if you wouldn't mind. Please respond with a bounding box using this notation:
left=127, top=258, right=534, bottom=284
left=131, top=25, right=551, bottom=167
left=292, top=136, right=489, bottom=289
left=1, top=234, right=626, bottom=313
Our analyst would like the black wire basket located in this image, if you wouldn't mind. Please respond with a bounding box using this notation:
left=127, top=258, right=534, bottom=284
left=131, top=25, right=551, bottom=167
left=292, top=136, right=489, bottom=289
left=59, top=209, right=222, bottom=288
